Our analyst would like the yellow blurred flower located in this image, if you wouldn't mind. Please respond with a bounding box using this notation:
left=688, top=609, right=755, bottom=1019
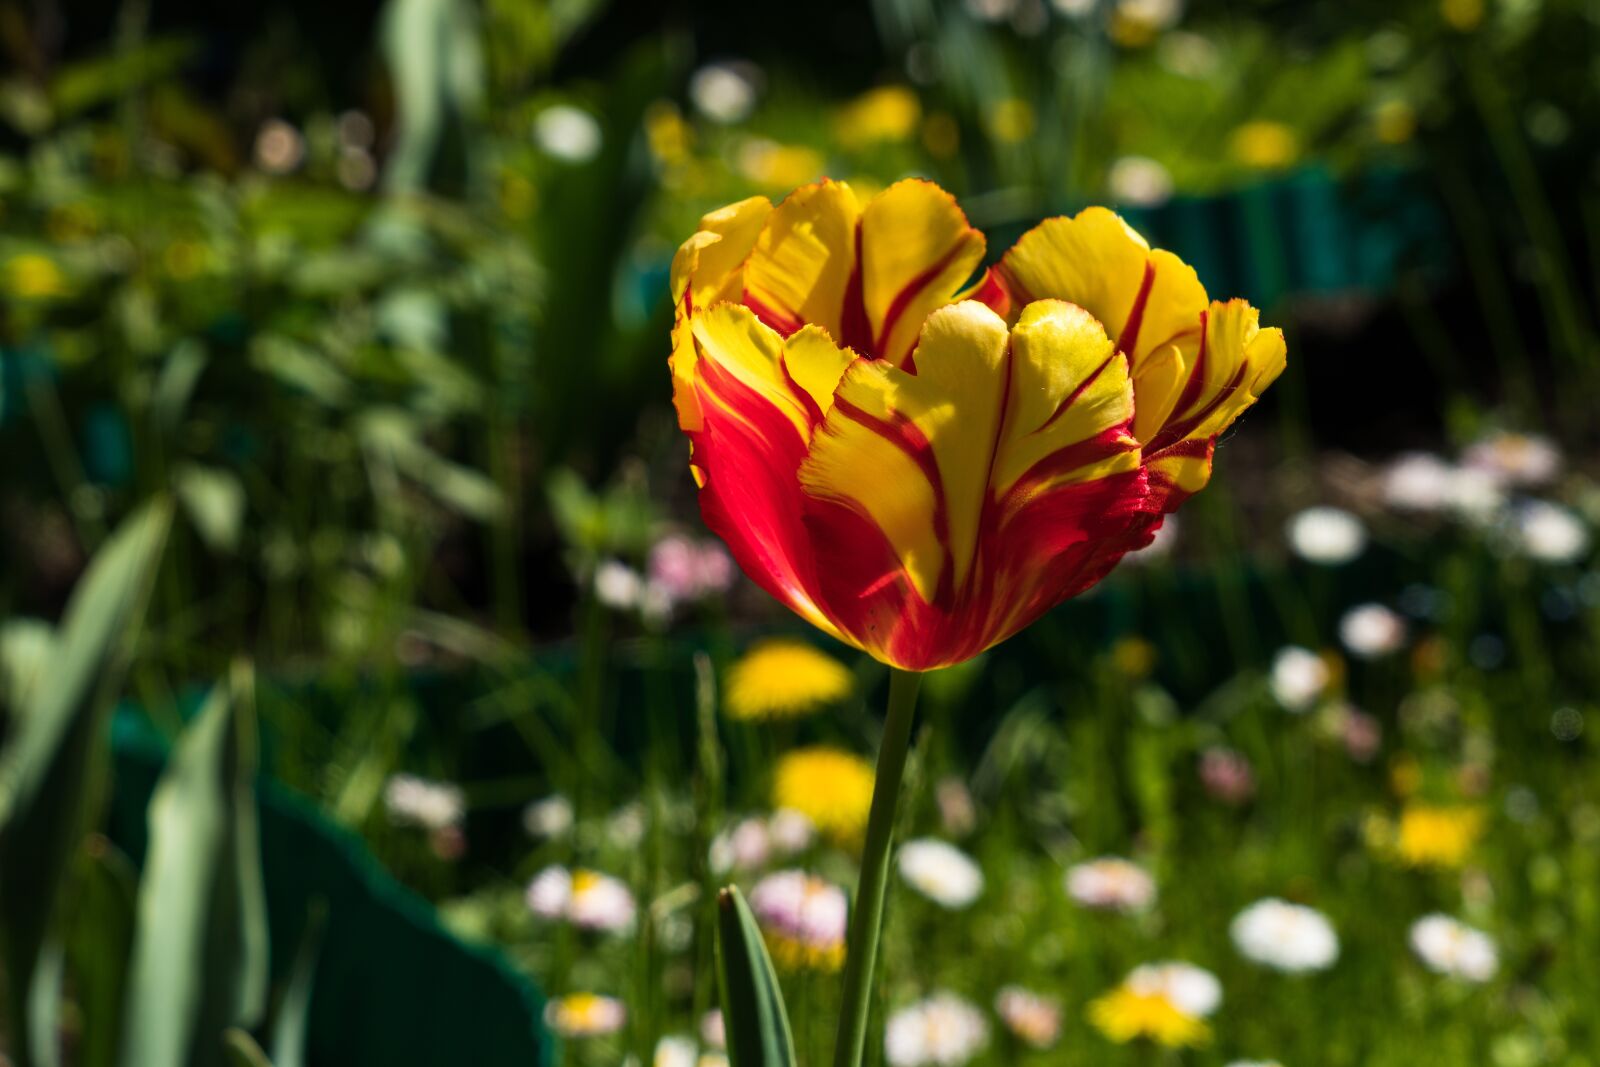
left=772, top=746, right=874, bottom=844
left=1397, top=804, right=1484, bottom=868
left=3, top=253, right=68, bottom=299
left=1111, top=636, right=1157, bottom=680
left=987, top=98, right=1035, bottom=144
left=736, top=139, right=825, bottom=191
left=1087, top=987, right=1210, bottom=1048
left=545, top=992, right=627, bottom=1038
left=1440, top=0, right=1484, bottom=31
left=921, top=112, right=960, bottom=159
left=1109, top=0, right=1183, bottom=48
left=1229, top=121, right=1299, bottom=170
left=835, top=86, right=921, bottom=150
left=499, top=172, right=537, bottom=221
left=767, top=932, right=846, bottom=972
left=645, top=101, right=694, bottom=166
left=725, top=639, right=853, bottom=721
left=1389, top=754, right=1422, bottom=798
left=1373, top=99, right=1417, bottom=145
left=163, top=239, right=209, bottom=280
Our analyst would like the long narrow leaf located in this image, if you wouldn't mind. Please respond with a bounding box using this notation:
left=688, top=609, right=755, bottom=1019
left=0, top=501, right=172, bottom=1067
left=715, top=887, right=796, bottom=1067
left=269, top=900, right=326, bottom=1067
left=118, top=662, right=269, bottom=1067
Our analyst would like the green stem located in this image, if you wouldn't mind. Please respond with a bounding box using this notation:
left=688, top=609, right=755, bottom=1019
left=831, top=667, right=922, bottom=1067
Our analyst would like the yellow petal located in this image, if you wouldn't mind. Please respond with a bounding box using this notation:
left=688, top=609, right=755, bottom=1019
left=799, top=302, right=1010, bottom=602
left=743, top=180, right=862, bottom=337
left=998, top=207, right=1207, bottom=370
left=1145, top=299, right=1286, bottom=497
left=783, top=325, right=859, bottom=418
left=858, top=179, right=988, bottom=368
left=670, top=196, right=774, bottom=432
left=670, top=195, right=772, bottom=311
left=689, top=304, right=813, bottom=442
left=994, top=300, right=1139, bottom=497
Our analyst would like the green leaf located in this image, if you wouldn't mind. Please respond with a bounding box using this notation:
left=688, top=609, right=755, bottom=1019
left=715, top=887, right=796, bottom=1067
left=269, top=901, right=326, bottom=1067
left=64, top=838, right=139, bottom=1067
left=0, top=501, right=172, bottom=1067
left=118, top=662, right=270, bottom=1067
left=150, top=341, right=209, bottom=432
left=174, top=463, right=247, bottom=553
left=221, top=1029, right=273, bottom=1067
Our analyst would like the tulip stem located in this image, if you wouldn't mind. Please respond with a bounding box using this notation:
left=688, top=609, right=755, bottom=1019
left=831, top=667, right=922, bottom=1067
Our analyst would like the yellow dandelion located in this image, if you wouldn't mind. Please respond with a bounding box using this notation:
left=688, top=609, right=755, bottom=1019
left=1397, top=804, right=1484, bottom=868
left=1440, top=0, right=1483, bottom=31
left=921, top=112, right=960, bottom=160
left=835, top=86, right=921, bottom=150
left=1373, top=99, right=1417, bottom=145
left=645, top=100, right=693, bottom=166
left=772, top=746, right=874, bottom=845
left=725, top=639, right=853, bottom=721
left=736, top=140, right=824, bottom=191
left=3, top=253, right=68, bottom=300
left=1110, top=636, right=1157, bottom=680
left=1087, top=987, right=1210, bottom=1048
left=987, top=99, right=1035, bottom=144
left=1229, top=121, right=1299, bottom=170
left=766, top=933, right=846, bottom=973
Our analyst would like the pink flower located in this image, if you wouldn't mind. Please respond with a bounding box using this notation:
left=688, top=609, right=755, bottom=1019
left=1199, top=746, right=1255, bottom=805
left=648, top=534, right=737, bottom=604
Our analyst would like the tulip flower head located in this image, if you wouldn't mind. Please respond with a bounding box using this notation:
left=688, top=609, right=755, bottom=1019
left=670, top=178, right=1284, bottom=670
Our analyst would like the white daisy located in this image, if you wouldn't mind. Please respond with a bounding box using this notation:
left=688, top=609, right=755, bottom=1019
left=1126, top=961, right=1221, bottom=1017
left=689, top=63, right=758, bottom=124
left=1230, top=898, right=1340, bottom=973
left=545, top=993, right=626, bottom=1037
left=1286, top=506, right=1367, bottom=565
left=522, top=794, right=574, bottom=839
left=768, top=808, right=816, bottom=854
left=897, top=838, right=984, bottom=909
left=1409, top=914, right=1498, bottom=982
left=534, top=105, right=602, bottom=163
left=994, top=986, right=1061, bottom=1049
left=1338, top=603, right=1407, bottom=659
left=1065, top=857, right=1156, bottom=912
left=884, top=992, right=990, bottom=1067
left=1511, top=500, right=1589, bottom=564
left=1463, top=431, right=1561, bottom=487
left=1270, top=646, right=1330, bottom=713
left=710, top=816, right=772, bottom=874
left=655, top=1036, right=697, bottom=1067
left=383, top=774, right=464, bottom=831
left=748, top=870, right=848, bottom=959
left=526, top=866, right=636, bottom=933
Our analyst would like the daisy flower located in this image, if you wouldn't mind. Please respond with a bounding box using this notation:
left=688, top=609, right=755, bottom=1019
left=897, top=838, right=984, bottom=909
left=383, top=774, right=464, bottom=832
left=884, top=992, right=990, bottom=1066
left=1338, top=603, right=1407, bottom=659
left=1230, top=898, right=1340, bottom=973
left=1285, top=506, right=1367, bottom=565
left=1088, top=962, right=1219, bottom=1048
left=1409, top=914, right=1498, bottom=982
left=545, top=993, right=626, bottom=1038
left=994, top=986, right=1062, bottom=1049
left=748, top=870, right=849, bottom=971
left=1066, top=856, right=1156, bottom=912
left=1270, top=646, right=1331, bottom=713
left=526, top=866, right=637, bottom=933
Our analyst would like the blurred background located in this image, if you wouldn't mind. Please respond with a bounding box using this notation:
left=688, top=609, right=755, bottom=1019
left=2, top=0, right=1599, bottom=1064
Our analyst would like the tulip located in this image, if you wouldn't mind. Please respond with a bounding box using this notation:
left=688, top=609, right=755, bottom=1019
left=672, top=178, right=1283, bottom=1067
left=671, top=178, right=1283, bottom=672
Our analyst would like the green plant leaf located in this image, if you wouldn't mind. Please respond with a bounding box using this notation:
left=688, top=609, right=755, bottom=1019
left=0, top=500, right=172, bottom=1067
left=175, top=463, right=247, bottom=554
left=118, top=661, right=269, bottom=1067
left=65, top=838, right=139, bottom=1067
left=715, top=886, right=796, bottom=1067
left=269, top=900, right=326, bottom=1067
left=221, top=1029, right=273, bottom=1067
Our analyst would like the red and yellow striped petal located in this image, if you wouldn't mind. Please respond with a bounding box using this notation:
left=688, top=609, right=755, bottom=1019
left=795, top=300, right=1149, bottom=669
left=740, top=178, right=997, bottom=365
left=1141, top=299, right=1286, bottom=505
left=678, top=303, right=857, bottom=638
left=998, top=208, right=1208, bottom=367
left=670, top=196, right=775, bottom=433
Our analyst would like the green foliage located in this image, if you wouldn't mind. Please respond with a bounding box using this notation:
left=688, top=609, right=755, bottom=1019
left=716, top=887, right=797, bottom=1067
left=0, top=501, right=172, bottom=1067
left=119, top=664, right=270, bottom=1067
